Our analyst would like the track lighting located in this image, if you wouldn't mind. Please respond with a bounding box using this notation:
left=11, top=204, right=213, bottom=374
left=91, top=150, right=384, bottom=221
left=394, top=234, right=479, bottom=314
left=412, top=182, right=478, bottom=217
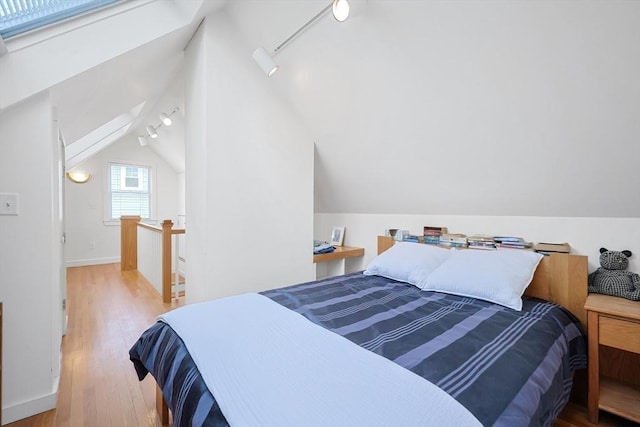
left=146, top=125, right=158, bottom=139
left=160, top=113, right=173, bottom=127
left=252, top=0, right=350, bottom=77
left=332, top=0, right=349, bottom=21
left=137, top=107, right=179, bottom=146
left=252, top=47, right=279, bottom=77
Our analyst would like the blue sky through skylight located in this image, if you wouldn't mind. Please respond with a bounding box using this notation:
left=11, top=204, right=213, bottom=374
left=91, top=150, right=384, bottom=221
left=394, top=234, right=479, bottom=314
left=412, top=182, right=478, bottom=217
left=0, top=0, right=120, bottom=39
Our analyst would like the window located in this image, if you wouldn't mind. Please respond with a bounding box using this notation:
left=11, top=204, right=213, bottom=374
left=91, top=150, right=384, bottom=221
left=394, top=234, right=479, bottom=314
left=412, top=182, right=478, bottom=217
left=108, top=163, right=151, bottom=220
left=0, top=0, right=120, bottom=39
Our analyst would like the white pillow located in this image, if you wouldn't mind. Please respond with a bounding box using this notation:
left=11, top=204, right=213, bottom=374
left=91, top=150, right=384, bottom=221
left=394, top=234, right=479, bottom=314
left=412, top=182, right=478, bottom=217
left=412, top=249, right=543, bottom=311
left=363, top=242, right=452, bottom=284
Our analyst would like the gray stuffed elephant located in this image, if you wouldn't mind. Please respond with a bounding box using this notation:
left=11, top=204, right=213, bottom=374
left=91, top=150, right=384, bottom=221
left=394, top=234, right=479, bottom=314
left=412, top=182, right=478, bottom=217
left=588, top=247, right=640, bottom=300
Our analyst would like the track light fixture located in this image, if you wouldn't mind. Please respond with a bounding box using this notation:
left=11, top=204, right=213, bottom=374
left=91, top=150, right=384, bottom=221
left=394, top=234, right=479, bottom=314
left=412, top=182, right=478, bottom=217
left=252, top=47, right=279, bottom=77
left=146, top=125, right=158, bottom=139
left=332, top=0, right=350, bottom=22
left=137, top=107, right=179, bottom=146
left=160, top=112, right=173, bottom=127
left=252, top=0, right=350, bottom=77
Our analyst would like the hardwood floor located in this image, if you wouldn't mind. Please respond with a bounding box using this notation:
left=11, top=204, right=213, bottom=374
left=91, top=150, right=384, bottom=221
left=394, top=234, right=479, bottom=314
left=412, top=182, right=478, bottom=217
left=7, top=263, right=182, bottom=427
left=6, top=263, right=639, bottom=427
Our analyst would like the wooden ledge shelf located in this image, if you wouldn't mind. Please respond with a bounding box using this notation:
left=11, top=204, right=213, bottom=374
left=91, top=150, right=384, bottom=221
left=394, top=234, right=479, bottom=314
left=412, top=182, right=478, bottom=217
left=313, top=246, right=364, bottom=263
left=599, top=377, right=640, bottom=423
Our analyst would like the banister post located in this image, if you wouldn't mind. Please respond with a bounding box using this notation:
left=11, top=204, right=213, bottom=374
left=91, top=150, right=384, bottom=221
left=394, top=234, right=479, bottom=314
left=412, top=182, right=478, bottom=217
left=121, top=216, right=141, bottom=271
left=162, top=220, right=173, bottom=303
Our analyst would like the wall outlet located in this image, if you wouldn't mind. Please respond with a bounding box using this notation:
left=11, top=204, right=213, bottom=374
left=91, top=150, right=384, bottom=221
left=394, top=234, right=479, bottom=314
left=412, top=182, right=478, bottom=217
left=0, top=193, right=19, bottom=215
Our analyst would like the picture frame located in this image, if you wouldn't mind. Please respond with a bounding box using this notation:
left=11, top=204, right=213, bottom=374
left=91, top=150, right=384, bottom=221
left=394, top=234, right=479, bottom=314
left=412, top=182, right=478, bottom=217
left=330, top=226, right=345, bottom=246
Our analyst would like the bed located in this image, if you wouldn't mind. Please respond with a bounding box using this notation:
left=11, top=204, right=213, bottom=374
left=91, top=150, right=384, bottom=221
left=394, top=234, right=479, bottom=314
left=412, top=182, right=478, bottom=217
left=130, top=237, right=589, bottom=426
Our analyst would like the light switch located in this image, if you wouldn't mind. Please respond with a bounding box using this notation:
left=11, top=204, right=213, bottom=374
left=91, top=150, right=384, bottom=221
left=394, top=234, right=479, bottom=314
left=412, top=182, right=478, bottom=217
left=0, top=193, right=19, bottom=215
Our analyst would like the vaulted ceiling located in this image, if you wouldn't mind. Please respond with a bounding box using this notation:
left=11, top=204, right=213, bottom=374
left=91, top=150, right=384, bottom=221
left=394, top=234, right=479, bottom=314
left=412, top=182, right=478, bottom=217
left=0, top=0, right=227, bottom=173
left=1, top=0, right=638, bottom=217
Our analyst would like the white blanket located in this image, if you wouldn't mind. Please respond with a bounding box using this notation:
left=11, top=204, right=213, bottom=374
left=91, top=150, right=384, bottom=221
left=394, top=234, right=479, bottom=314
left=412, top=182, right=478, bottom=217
left=159, top=293, right=481, bottom=427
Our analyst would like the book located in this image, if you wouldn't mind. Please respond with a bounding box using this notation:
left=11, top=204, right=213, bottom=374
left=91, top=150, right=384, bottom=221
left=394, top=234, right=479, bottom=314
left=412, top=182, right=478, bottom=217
left=467, top=235, right=495, bottom=243
left=439, top=233, right=468, bottom=246
left=423, top=226, right=448, bottom=236
left=494, top=236, right=524, bottom=243
left=423, top=226, right=447, bottom=245
left=468, top=244, right=496, bottom=250
left=533, top=242, right=570, bottom=253
left=439, top=241, right=468, bottom=248
left=497, top=242, right=531, bottom=249
left=402, top=234, right=421, bottom=243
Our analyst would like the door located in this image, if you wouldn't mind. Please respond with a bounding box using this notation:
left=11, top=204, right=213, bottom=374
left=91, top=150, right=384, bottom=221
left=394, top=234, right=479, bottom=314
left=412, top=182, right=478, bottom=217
left=57, top=129, right=67, bottom=336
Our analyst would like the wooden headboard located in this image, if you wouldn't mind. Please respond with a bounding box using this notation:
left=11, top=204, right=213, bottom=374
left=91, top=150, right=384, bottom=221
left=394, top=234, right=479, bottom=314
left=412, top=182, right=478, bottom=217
left=377, top=236, right=588, bottom=328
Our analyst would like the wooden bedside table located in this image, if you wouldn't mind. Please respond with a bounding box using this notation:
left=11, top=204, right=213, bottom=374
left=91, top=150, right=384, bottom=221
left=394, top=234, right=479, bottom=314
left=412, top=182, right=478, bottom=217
left=585, top=294, right=640, bottom=424
left=313, top=246, right=364, bottom=279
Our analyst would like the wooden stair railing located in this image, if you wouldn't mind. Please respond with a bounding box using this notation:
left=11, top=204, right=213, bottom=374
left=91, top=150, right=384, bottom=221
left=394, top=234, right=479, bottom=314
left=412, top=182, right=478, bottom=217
left=121, top=216, right=185, bottom=303
left=121, top=215, right=141, bottom=271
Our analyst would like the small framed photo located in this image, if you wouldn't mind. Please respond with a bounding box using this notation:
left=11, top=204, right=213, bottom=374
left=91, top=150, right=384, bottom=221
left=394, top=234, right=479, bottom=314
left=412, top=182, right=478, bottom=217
left=330, top=226, right=345, bottom=246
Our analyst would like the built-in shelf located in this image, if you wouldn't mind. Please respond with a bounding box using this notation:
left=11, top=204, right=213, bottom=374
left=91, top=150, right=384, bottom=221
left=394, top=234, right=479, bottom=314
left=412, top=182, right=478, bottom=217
left=313, top=246, right=365, bottom=280
left=599, top=377, right=640, bottom=423
left=313, top=246, right=364, bottom=263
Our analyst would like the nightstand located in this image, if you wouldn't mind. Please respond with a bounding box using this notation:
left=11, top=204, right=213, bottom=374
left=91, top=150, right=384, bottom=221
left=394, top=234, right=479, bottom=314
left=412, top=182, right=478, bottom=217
left=585, top=294, right=640, bottom=424
left=313, top=246, right=364, bottom=279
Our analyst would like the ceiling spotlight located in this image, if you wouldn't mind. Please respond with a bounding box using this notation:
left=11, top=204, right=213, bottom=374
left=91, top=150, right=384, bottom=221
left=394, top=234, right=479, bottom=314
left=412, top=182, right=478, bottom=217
left=146, top=125, right=158, bottom=139
left=255, top=1, right=350, bottom=76
left=252, top=47, right=279, bottom=77
left=160, top=113, right=173, bottom=127
left=332, top=0, right=350, bottom=22
left=138, top=136, right=148, bottom=146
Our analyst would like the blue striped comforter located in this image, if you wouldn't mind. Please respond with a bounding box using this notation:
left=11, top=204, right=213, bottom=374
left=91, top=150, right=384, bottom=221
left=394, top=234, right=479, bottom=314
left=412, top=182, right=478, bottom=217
left=129, top=272, right=587, bottom=426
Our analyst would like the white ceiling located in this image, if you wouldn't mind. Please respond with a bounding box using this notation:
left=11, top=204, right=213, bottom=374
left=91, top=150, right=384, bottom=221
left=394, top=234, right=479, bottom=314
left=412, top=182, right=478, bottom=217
left=33, top=0, right=227, bottom=173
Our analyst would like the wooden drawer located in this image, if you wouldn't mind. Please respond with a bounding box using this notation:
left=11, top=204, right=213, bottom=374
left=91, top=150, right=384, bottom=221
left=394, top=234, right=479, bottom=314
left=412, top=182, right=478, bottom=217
left=599, top=315, right=640, bottom=353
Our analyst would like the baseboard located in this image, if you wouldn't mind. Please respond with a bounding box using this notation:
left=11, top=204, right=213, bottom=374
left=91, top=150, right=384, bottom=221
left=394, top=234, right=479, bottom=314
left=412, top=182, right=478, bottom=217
left=2, top=387, right=57, bottom=425
left=66, top=256, right=119, bottom=268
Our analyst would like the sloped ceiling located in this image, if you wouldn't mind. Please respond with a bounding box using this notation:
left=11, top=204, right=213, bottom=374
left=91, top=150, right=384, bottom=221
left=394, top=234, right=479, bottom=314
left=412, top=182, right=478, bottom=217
left=1, top=0, right=637, bottom=217
left=0, top=0, right=226, bottom=173
left=50, top=29, right=186, bottom=145
left=226, top=0, right=640, bottom=218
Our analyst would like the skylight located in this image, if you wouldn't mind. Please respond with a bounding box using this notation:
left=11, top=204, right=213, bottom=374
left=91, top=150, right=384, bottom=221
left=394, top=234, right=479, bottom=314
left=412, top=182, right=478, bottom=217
left=0, top=0, right=120, bottom=39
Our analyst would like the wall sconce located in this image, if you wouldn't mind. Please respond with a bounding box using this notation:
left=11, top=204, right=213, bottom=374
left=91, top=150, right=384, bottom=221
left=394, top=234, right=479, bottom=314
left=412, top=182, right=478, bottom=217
left=252, top=0, right=350, bottom=77
left=66, top=171, right=91, bottom=184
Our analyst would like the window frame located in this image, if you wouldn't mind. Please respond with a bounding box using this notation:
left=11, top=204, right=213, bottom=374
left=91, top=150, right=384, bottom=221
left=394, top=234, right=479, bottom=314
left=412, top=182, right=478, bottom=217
left=104, top=161, right=155, bottom=225
left=0, top=0, right=121, bottom=39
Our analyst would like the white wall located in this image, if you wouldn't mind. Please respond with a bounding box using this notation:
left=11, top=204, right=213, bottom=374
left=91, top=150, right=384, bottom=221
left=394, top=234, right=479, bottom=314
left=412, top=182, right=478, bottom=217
left=65, top=134, right=180, bottom=266
left=228, top=0, right=640, bottom=218
left=0, top=92, right=62, bottom=423
left=315, top=213, right=640, bottom=276
left=183, top=11, right=315, bottom=303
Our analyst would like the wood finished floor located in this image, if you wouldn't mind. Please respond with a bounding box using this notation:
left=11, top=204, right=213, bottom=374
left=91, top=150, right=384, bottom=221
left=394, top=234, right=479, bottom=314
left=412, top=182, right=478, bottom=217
left=6, top=263, right=639, bottom=427
left=7, top=263, right=183, bottom=427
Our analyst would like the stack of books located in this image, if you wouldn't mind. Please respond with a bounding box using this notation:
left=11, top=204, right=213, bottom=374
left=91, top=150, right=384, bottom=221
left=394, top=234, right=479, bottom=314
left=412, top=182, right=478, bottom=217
left=533, top=242, right=571, bottom=254
left=494, top=236, right=532, bottom=250
left=467, top=235, right=497, bottom=250
left=402, top=234, right=421, bottom=243
left=424, top=226, right=448, bottom=245
left=439, top=233, right=468, bottom=248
